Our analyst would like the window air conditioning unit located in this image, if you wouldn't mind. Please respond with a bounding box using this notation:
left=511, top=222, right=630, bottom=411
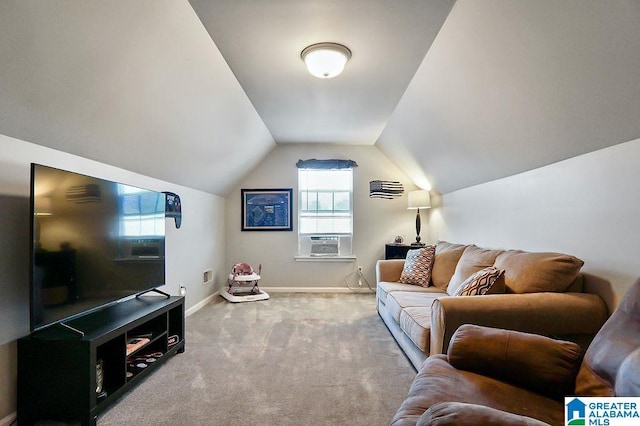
left=310, top=236, right=340, bottom=256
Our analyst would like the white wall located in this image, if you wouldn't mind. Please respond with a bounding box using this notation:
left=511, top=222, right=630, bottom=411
left=224, top=144, right=418, bottom=291
left=0, top=133, right=225, bottom=420
left=378, top=0, right=640, bottom=195
left=0, top=0, right=275, bottom=196
left=429, top=138, right=640, bottom=304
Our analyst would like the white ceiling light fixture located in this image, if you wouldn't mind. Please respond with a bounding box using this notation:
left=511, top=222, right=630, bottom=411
left=301, top=42, right=352, bottom=79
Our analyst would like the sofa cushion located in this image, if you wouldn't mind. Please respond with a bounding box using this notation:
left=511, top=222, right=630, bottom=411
left=431, top=241, right=468, bottom=291
left=447, top=245, right=505, bottom=296
left=377, top=281, right=440, bottom=305
left=454, top=267, right=505, bottom=296
left=386, top=291, right=445, bottom=323
left=493, top=250, right=584, bottom=293
left=399, top=246, right=436, bottom=287
left=400, top=307, right=432, bottom=352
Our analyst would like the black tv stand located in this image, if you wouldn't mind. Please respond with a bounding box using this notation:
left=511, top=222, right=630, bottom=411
left=18, top=295, right=185, bottom=426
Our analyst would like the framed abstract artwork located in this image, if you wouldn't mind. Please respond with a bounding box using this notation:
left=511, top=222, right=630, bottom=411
left=241, top=188, right=293, bottom=231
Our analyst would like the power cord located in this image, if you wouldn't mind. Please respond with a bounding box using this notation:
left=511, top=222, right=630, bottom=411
left=343, top=261, right=375, bottom=292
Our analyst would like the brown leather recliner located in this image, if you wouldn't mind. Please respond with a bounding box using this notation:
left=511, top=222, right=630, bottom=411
left=391, top=277, right=640, bottom=425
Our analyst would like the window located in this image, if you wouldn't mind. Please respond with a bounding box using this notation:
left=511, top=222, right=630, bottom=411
left=298, top=168, right=353, bottom=236
left=296, top=159, right=356, bottom=259
left=118, top=184, right=165, bottom=237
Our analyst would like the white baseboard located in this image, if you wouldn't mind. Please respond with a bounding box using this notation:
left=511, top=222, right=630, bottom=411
left=261, top=287, right=374, bottom=294
left=185, top=291, right=219, bottom=317
left=0, top=412, right=16, bottom=426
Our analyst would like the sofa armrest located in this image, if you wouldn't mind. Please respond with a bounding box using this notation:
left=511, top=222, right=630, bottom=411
left=417, top=402, right=551, bottom=426
left=430, top=292, right=608, bottom=356
left=376, top=259, right=405, bottom=284
left=447, top=324, right=582, bottom=400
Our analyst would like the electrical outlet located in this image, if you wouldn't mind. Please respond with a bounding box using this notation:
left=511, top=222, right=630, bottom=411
left=179, top=285, right=186, bottom=296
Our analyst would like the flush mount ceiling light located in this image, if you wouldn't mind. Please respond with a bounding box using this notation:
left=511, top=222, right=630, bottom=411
left=301, top=42, right=352, bottom=79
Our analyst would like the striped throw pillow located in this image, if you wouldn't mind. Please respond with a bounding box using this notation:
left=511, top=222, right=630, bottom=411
left=454, top=267, right=505, bottom=296
left=399, top=246, right=436, bottom=287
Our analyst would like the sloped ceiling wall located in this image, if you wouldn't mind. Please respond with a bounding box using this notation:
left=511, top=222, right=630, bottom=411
left=1, top=1, right=639, bottom=197
left=0, top=0, right=274, bottom=196
left=378, top=0, right=640, bottom=194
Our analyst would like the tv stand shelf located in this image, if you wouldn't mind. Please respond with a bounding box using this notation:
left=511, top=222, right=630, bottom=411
left=18, top=295, right=185, bottom=426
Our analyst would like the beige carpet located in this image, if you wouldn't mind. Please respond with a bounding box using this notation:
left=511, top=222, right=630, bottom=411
left=99, top=293, right=416, bottom=425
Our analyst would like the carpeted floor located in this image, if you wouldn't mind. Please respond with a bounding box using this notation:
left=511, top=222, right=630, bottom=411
left=99, top=293, right=416, bottom=426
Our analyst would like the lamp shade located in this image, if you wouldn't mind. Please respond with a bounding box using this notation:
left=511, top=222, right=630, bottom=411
left=301, top=43, right=351, bottom=79
left=407, top=190, right=431, bottom=210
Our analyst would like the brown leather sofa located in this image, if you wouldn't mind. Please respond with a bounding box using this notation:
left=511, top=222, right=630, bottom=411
left=377, top=241, right=610, bottom=369
left=390, top=276, right=640, bottom=425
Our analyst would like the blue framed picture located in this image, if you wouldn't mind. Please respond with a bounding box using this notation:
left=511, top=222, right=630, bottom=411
left=241, top=188, right=293, bottom=231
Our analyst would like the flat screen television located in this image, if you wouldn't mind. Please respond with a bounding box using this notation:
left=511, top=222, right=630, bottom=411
left=30, top=163, right=166, bottom=332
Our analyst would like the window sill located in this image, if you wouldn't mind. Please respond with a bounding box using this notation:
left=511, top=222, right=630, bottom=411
left=294, top=255, right=357, bottom=262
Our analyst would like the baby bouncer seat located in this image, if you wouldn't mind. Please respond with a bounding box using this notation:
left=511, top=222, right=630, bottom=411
left=221, top=262, right=269, bottom=303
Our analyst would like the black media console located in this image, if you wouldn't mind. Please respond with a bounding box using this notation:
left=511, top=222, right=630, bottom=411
left=18, top=295, right=185, bottom=425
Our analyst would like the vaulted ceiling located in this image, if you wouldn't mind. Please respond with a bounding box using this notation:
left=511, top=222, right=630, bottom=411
left=189, top=0, right=454, bottom=145
left=1, top=1, right=639, bottom=196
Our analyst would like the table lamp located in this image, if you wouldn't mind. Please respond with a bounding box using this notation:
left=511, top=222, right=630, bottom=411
left=407, top=190, right=431, bottom=246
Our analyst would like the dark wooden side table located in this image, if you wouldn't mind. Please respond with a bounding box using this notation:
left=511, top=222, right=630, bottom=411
left=385, top=244, right=414, bottom=260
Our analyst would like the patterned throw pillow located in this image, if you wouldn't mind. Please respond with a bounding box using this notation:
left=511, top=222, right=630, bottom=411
left=399, top=246, right=436, bottom=287
left=454, top=267, right=505, bottom=296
